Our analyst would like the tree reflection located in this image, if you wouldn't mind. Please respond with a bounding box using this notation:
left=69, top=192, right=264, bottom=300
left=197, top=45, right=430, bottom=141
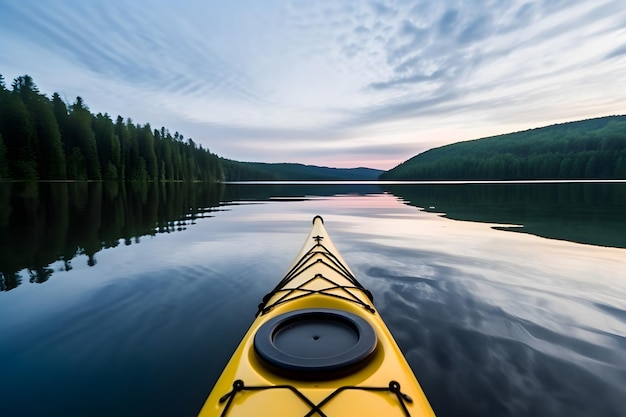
left=0, top=182, right=224, bottom=291
left=383, top=182, right=626, bottom=249
left=2, top=181, right=623, bottom=291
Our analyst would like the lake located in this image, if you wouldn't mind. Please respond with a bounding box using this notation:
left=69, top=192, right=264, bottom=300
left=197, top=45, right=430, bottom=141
left=1, top=181, right=625, bottom=417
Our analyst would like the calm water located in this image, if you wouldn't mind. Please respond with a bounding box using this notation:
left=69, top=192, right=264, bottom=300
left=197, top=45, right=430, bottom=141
left=1, top=181, right=625, bottom=417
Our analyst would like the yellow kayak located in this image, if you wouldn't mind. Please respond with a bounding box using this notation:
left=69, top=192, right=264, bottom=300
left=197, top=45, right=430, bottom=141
left=197, top=216, right=436, bottom=417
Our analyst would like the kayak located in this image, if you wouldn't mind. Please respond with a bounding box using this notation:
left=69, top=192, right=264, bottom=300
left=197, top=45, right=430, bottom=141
left=197, top=216, right=436, bottom=417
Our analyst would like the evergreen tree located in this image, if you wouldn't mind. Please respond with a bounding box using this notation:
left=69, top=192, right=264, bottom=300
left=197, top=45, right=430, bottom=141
left=0, top=76, right=7, bottom=178
left=0, top=83, right=37, bottom=179
left=13, top=76, right=66, bottom=179
left=1, top=74, right=231, bottom=182
left=125, top=119, right=142, bottom=181
left=110, top=133, right=122, bottom=180
left=160, top=128, right=175, bottom=180
left=381, top=116, right=626, bottom=180
left=616, top=156, right=626, bottom=179
left=11, top=75, right=39, bottom=97
left=114, top=115, right=129, bottom=181
left=51, top=93, right=69, bottom=139
left=138, top=124, right=157, bottom=180
left=67, top=147, right=88, bottom=180
left=93, top=113, right=120, bottom=180
left=186, top=138, right=197, bottom=180
left=67, top=97, right=101, bottom=180
left=0, top=133, right=8, bottom=179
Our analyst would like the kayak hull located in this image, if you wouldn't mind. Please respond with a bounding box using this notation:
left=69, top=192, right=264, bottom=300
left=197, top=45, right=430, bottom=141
left=197, top=216, right=435, bottom=417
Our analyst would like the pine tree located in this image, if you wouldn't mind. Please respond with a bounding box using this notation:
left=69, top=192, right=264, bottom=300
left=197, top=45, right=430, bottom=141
left=13, top=76, right=66, bottom=179
left=0, top=77, right=8, bottom=179
left=114, top=115, right=129, bottom=181
left=51, top=93, right=69, bottom=137
left=125, top=119, right=141, bottom=181
left=138, top=124, right=157, bottom=180
left=67, top=97, right=101, bottom=180
left=0, top=133, right=8, bottom=179
left=1, top=74, right=227, bottom=182
left=93, top=113, right=120, bottom=180
left=0, top=83, right=37, bottom=179
left=616, top=155, right=626, bottom=179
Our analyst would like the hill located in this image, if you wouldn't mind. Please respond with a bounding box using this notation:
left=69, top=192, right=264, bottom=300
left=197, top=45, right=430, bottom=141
left=0, top=74, right=221, bottom=182
left=0, top=73, right=382, bottom=182
left=380, top=116, right=626, bottom=180
left=221, top=159, right=383, bottom=181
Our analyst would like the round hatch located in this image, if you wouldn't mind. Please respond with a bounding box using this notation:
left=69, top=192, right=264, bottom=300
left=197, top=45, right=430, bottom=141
left=254, top=308, right=377, bottom=379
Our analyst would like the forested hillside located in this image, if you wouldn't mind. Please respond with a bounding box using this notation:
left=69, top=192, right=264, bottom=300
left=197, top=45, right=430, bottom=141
left=5, top=74, right=624, bottom=183
left=0, top=74, right=222, bottom=181
left=381, top=116, right=626, bottom=180
left=0, top=74, right=380, bottom=182
left=221, top=160, right=383, bottom=181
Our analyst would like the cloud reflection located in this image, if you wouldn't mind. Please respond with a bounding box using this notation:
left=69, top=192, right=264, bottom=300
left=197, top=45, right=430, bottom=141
left=363, top=247, right=626, bottom=417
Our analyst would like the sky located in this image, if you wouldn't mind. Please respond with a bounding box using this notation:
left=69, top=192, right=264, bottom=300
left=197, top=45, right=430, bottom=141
left=1, top=0, right=625, bottom=170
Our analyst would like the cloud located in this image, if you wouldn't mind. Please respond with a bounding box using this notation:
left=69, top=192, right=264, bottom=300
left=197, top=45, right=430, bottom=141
left=4, top=1, right=265, bottom=102
left=438, top=9, right=459, bottom=35
left=606, top=43, right=626, bottom=59
left=368, top=68, right=448, bottom=90
left=458, top=13, right=494, bottom=44
left=509, top=2, right=538, bottom=30
left=339, top=90, right=464, bottom=130
left=1, top=0, right=625, bottom=169
left=370, top=1, right=395, bottom=17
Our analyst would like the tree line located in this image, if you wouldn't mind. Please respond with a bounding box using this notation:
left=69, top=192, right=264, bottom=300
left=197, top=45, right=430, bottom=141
left=219, top=159, right=383, bottom=181
left=0, top=74, right=223, bottom=182
left=380, top=116, right=626, bottom=180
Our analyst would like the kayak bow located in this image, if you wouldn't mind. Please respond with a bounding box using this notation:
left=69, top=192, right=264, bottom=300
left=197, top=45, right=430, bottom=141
left=197, top=216, right=435, bottom=416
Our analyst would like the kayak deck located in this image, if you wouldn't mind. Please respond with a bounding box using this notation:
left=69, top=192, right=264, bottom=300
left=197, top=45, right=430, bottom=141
left=197, top=216, right=435, bottom=416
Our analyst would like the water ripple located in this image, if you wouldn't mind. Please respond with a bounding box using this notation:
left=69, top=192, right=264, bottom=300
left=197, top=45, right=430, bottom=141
left=366, top=262, right=626, bottom=417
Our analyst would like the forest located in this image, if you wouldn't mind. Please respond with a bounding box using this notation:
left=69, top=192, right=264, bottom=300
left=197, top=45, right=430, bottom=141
left=0, top=74, right=222, bottom=182
left=3, top=74, right=626, bottom=182
left=220, top=160, right=382, bottom=181
left=0, top=74, right=380, bottom=182
left=381, top=116, right=626, bottom=180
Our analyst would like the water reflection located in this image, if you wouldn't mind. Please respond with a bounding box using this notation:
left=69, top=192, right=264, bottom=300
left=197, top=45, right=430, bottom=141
left=0, top=182, right=223, bottom=291
left=0, top=183, right=624, bottom=417
left=2, top=181, right=625, bottom=292
left=221, top=182, right=384, bottom=200
left=383, top=182, right=626, bottom=248
left=345, top=236, right=626, bottom=417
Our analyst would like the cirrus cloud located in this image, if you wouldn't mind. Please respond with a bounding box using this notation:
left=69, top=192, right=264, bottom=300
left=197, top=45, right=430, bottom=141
left=1, top=0, right=625, bottom=169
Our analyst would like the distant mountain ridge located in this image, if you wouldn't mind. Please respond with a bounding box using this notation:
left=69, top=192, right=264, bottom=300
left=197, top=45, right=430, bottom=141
left=221, top=159, right=383, bottom=181
left=381, top=115, right=626, bottom=180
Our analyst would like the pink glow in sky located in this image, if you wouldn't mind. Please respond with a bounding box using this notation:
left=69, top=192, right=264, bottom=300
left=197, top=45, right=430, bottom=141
left=2, top=0, right=626, bottom=169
